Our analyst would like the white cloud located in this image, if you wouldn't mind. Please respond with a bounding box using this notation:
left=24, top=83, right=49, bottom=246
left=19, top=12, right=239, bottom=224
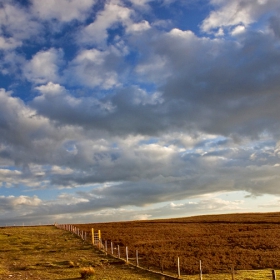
left=23, top=48, right=63, bottom=84
left=215, top=27, right=224, bottom=37
left=129, top=0, right=152, bottom=9
left=79, top=1, right=132, bottom=46
left=259, top=198, right=280, bottom=208
left=126, top=20, right=151, bottom=33
left=201, top=0, right=280, bottom=34
left=0, top=195, right=42, bottom=211
left=169, top=28, right=194, bottom=38
left=12, top=195, right=42, bottom=207
left=231, top=25, right=246, bottom=36
left=133, top=214, right=152, bottom=220
left=135, top=54, right=170, bottom=83
left=56, top=193, right=89, bottom=205
left=0, top=2, right=40, bottom=41
left=35, top=82, right=66, bottom=96
left=162, top=196, right=244, bottom=213
left=51, top=165, right=74, bottom=175
left=0, top=169, right=21, bottom=188
left=274, top=141, right=280, bottom=157
left=31, top=0, right=96, bottom=22
left=0, top=48, right=26, bottom=77
left=65, top=48, right=120, bottom=89
left=131, top=88, right=163, bottom=105
left=0, top=36, right=22, bottom=50
left=34, top=82, right=115, bottom=116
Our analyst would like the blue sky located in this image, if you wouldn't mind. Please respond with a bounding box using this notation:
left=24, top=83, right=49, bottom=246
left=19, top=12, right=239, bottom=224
left=1, top=0, right=280, bottom=226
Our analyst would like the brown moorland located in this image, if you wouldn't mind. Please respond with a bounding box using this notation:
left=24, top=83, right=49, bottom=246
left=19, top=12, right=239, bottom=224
left=76, top=212, right=280, bottom=275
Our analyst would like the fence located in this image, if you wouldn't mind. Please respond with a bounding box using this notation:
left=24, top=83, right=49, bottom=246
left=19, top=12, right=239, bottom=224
left=55, top=223, right=278, bottom=280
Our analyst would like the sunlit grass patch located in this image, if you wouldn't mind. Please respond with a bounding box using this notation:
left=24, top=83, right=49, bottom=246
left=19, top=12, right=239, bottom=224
left=0, top=264, right=8, bottom=275
left=0, top=226, right=162, bottom=279
left=181, top=269, right=279, bottom=280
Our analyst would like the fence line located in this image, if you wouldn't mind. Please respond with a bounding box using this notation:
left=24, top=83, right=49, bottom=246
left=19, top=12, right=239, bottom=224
left=55, top=223, right=277, bottom=280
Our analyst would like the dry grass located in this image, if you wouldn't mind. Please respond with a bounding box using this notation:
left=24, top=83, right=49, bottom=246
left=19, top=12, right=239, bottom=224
left=1, top=213, right=280, bottom=279
left=180, top=269, right=279, bottom=279
left=80, top=266, right=95, bottom=279
left=0, top=225, right=163, bottom=279
left=77, top=212, right=280, bottom=275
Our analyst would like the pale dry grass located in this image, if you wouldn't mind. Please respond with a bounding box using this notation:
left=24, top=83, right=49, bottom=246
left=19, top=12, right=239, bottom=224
left=181, top=269, right=279, bottom=280
left=0, top=226, right=162, bottom=280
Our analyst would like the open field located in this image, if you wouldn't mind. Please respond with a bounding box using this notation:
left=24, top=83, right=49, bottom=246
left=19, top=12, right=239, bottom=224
left=76, top=212, right=280, bottom=276
left=0, top=225, right=163, bottom=280
left=1, top=213, right=280, bottom=279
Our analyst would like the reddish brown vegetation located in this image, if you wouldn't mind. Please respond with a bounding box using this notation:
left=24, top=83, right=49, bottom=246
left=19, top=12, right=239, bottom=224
left=77, top=212, right=280, bottom=274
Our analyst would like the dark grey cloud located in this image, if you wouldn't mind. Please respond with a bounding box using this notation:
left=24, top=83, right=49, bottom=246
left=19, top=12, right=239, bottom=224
left=270, top=16, right=280, bottom=38
left=154, top=29, right=280, bottom=137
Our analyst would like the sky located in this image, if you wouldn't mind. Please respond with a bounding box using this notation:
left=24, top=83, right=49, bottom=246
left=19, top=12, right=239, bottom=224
left=1, top=0, right=280, bottom=226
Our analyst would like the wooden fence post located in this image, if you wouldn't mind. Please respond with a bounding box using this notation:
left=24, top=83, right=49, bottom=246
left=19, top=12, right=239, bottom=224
left=177, top=257, right=180, bottom=279
left=272, top=270, right=277, bottom=280
left=231, top=266, right=235, bottom=280
left=91, top=228, right=94, bottom=245
left=126, top=246, right=129, bottom=263
left=199, top=260, right=202, bottom=280
left=111, top=242, right=114, bottom=255
left=98, top=230, right=101, bottom=249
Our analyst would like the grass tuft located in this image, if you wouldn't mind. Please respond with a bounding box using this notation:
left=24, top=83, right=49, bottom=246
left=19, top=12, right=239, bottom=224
left=68, top=260, right=76, bottom=267
left=80, top=266, right=95, bottom=279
